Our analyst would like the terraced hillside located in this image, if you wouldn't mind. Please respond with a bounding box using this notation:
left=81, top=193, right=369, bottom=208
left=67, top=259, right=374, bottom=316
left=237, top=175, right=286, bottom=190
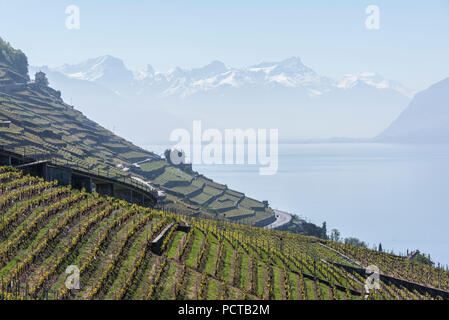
left=0, top=166, right=448, bottom=300
left=0, top=37, right=274, bottom=227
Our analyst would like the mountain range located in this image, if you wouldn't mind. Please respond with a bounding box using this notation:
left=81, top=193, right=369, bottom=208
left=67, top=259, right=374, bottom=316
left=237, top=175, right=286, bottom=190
left=31, top=56, right=414, bottom=144
left=37, top=55, right=414, bottom=99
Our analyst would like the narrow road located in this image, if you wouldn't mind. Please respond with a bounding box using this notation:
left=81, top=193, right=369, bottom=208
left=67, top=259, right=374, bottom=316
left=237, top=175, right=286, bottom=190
left=263, top=209, right=292, bottom=229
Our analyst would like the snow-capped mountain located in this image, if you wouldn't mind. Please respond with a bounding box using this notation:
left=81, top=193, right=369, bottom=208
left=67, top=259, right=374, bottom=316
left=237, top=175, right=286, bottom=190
left=49, top=56, right=412, bottom=99
left=54, top=55, right=134, bottom=92
left=54, top=55, right=131, bottom=81
left=133, top=64, right=156, bottom=81
left=246, top=57, right=334, bottom=92
left=32, top=55, right=414, bottom=142
left=136, top=56, right=340, bottom=98
left=337, top=72, right=414, bottom=98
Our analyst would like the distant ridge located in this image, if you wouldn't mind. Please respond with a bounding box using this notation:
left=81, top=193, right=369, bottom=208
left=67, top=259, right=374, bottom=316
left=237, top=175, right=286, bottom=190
left=376, top=77, right=449, bottom=143
left=31, top=56, right=412, bottom=141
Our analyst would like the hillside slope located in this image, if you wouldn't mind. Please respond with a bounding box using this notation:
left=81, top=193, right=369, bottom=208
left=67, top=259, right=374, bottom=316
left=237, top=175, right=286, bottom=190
left=0, top=40, right=274, bottom=227
left=377, top=77, right=449, bottom=143
left=1, top=40, right=448, bottom=300
left=0, top=166, right=448, bottom=300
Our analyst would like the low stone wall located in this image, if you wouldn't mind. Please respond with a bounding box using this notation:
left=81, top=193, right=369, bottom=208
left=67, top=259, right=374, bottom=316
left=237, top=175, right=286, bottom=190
left=214, top=206, right=238, bottom=214
left=177, top=225, right=191, bottom=233
left=0, top=83, right=27, bottom=93
left=226, top=212, right=255, bottom=221
left=331, top=262, right=449, bottom=299
left=150, top=223, right=191, bottom=255
left=253, top=214, right=276, bottom=227
left=150, top=223, right=175, bottom=255
left=163, top=180, right=192, bottom=188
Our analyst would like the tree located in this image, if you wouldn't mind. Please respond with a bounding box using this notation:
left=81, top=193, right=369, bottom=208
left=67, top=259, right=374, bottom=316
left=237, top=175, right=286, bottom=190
left=164, top=149, right=171, bottom=162
left=320, top=222, right=328, bottom=240
left=0, top=37, right=29, bottom=81
left=378, top=243, right=383, bottom=252
left=413, top=253, right=434, bottom=266
left=344, top=237, right=367, bottom=248
left=330, top=229, right=340, bottom=242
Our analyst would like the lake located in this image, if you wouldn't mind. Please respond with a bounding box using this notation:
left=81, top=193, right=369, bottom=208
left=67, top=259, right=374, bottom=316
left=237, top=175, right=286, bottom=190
left=146, top=143, right=449, bottom=266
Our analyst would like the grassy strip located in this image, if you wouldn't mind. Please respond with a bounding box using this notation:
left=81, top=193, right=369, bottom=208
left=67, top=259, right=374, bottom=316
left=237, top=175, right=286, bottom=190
left=185, top=229, right=203, bottom=268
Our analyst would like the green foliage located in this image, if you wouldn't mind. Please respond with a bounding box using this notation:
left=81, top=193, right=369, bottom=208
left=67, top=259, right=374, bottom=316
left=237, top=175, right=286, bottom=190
left=321, top=222, right=328, bottom=240
left=0, top=37, right=29, bottom=79
left=277, top=215, right=326, bottom=238
left=330, top=229, right=341, bottom=242
left=413, top=252, right=434, bottom=266
left=0, top=170, right=448, bottom=300
left=344, top=237, right=367, bottom=248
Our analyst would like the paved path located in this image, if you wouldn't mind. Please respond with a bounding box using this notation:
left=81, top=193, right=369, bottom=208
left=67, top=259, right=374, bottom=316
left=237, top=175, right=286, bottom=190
left=264, top=209, right=292, bottom=229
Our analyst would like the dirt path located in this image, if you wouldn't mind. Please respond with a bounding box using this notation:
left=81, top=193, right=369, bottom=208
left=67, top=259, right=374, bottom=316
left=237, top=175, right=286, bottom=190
left=263, top=264, right=269, bottom=299
left=191, top=270, right=202, bottom=299
left=210, top=243, right=221, bottom=276
left=295, top=274, right=303, bottom=300
left=174, top=233, right=187, bottom=261
left=279, top=268, right=287, bottom=300
left=229, top=250, right=236, bottom=285
left=171, top=263, right=184, bottom=299
left=246, top=257, right=253, bottom=293
left=140, top=255, right=161, bottom=298
left=312, top=279, right=319, bottom=300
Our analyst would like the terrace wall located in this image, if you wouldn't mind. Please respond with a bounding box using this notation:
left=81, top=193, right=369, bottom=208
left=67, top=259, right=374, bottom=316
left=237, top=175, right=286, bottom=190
left=253, top=214, right=276, bottom=227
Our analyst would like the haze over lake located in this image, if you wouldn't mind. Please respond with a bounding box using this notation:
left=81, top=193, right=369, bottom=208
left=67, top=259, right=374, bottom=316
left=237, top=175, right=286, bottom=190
left=146, top=143, right=449, bottom=266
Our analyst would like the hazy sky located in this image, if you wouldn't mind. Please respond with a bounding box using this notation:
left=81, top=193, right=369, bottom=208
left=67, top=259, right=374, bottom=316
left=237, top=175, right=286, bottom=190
left=1, top=0, right=448, bottom=91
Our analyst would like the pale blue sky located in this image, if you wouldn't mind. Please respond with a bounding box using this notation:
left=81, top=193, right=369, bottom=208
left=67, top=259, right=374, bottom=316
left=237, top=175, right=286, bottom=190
left=1, top=0, right=448, bottom=90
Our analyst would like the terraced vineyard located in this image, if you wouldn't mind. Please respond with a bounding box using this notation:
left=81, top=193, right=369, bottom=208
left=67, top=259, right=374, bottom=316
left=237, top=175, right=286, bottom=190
left=0, top=67, right=274, bottom=227
left=1, top=166, right=448, bottom=300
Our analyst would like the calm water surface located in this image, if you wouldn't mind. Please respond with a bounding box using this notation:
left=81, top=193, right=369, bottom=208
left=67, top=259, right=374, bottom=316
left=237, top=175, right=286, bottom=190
left=148, top=143, right=449, bottom=265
